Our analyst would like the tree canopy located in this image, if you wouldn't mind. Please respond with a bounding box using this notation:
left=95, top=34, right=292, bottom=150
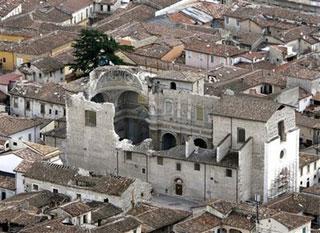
left=70, top=28, right=132, bottom=76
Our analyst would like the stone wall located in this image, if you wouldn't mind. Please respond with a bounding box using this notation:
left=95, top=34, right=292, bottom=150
left=65, top=93, right=118, bottom=175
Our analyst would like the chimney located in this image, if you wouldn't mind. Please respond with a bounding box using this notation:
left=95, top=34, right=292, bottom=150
left=185, top=136, right=196, bottom=158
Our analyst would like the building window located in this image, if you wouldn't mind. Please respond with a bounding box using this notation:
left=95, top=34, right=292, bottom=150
left=226, top=169, right=232, bottom=177
left=85, top=110, right=96, bottom=127
left=76, top=194, right=81, bottom=199
left=237, top=128, right=246, bottom=143
left=63, top=108, right=66, bottom=116
left=280, top=150, right=285, bottom=159
left=28, top=133, right=32, bottom=141
left=2, top=57, right=6, bottom=63
left=39, top=73, right=42, bottom=78
left=40, top=104, right=45, bottom=114
left=236, top=19, right=240, bottom=26
left=142, top=168, right=146, bottom=174
left=13, top=97, right=18, bottom=108
left=83, top=215, right=87, bottom=224
left=49, top=72, right=52, bottom=77
left=49, top=109, right=52, bottom=114
left=55, top=110, right=58, bottom=115
left=176, top=163, right=181, bottom=171
left=170, top=82, right=176, bottom=90
left=314, top=162, right=317, bottom=170
left=225, top=16, right=229, bottom=24
left=53, top=188, right=58, bottom=193
left=278, top=120, right=286, bottom=141
left=125, top=151, right=132, bottom=160
left=194, top=163, right=200, bottom=171
left=32, top=184, right=39, bottom=191
left=300, top=168, right=303, bottom=176
left=260, top=83, right=273, bottom=95
left=157, top=157, right=163, bottom=165
left=210, top=55, right=214, bottom=63
left=104, top=198, right=109, bottom=203
left=307, top=165, right=310, bottom=173
left=196, top=106, right=204, bottom=121
left=100, top=5, right=103, bottom=11
left=26, top=100, right=30, bottom=110
left=13, top=142, right=17, bottom=146
left=302, top=227, right=306, bottom=233
left=60, top=68, right=63, bottom=74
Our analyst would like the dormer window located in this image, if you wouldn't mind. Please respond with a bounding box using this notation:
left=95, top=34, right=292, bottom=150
left=260, top=83, right=273, bottom=95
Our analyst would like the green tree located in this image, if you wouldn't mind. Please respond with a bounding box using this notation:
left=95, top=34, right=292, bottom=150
left=70, top=28, right=132, bottom=76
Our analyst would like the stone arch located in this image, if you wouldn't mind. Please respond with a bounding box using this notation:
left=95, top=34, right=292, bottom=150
left=114, top=90, right=149, bottom=144
left=89, top=67, right=145, bottom=99
left=162, top=133, right=177, bottom=150
left=194, top=138, right=208, bottom=148
left=230, top=229, right=242, bottom=233
left=91, top=93, right=105, bottom=103
left=218, top=229, right=227, bottom=233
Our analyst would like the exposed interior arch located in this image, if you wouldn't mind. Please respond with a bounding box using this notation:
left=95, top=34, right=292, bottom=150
left=162, top=133, right=176, bottom=150
left=114, top=91, right=149, bottom=144
left=194, top=138, right=207, bottom=148
left=91, top=93, right=105, bottom=103
left=230, top=229, right=242, bottom=233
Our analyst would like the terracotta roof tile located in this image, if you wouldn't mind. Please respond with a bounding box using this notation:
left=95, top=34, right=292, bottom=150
left=299, top=153, right=320, bottom=168
left=174, top=212, right=221, bottom=233
left=0, top=115, right=43, bottom=136
left=0, top=175, right=15, bottom=190
left=60, top=201, right=91, bottom=217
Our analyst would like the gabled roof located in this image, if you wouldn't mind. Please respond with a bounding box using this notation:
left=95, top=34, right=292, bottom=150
left=0, top=72, right=22, bottom=85
left=31, top=56, right=65, bottom=73
left=0, top=115, right=43, bottom=136
left=271, top=212, right=312, bottom=231
left=128, top=203, right=190, bottom=232
left=14, top=30, right=77, bottom=56
left=92, top=216, right=141, bottom=233
left=265, top=192, right=320, bottom=216
left=185, top=42, right=246, bottom=57
left=9, top=82, right=67, bottom=105
left=87, top=201, right=122, bottom=222
left=32, top=6, right=71, bottom=23
left=299, top=153, right=319, bottom=168
left=24, top=162, right=135, bottom=196
left=174, top=212, right=221, bottom=233
left=60, top=201, right=91, bottom=217
left=57, top=0, right=92, bottom=14
left=0, top=0, right=21, bottom=18
left=213, top=95, right=283, bottom=122
left=19, top=218, right=85, bottom=233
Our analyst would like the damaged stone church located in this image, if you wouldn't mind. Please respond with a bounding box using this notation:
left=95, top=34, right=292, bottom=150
left=64, top=66, right=300, bottom=203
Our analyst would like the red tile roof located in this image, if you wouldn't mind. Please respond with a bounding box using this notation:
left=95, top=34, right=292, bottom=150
left=0, top=72, right=22, bottom=85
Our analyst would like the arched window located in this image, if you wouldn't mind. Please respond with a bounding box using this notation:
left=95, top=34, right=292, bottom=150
left=194, top=138, right=207, bottom=148
left=170, top=82, right=176, bottom=90
left=175, top=178, right=183, bottom=196
left=162, top=133, right=176, bottom=150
